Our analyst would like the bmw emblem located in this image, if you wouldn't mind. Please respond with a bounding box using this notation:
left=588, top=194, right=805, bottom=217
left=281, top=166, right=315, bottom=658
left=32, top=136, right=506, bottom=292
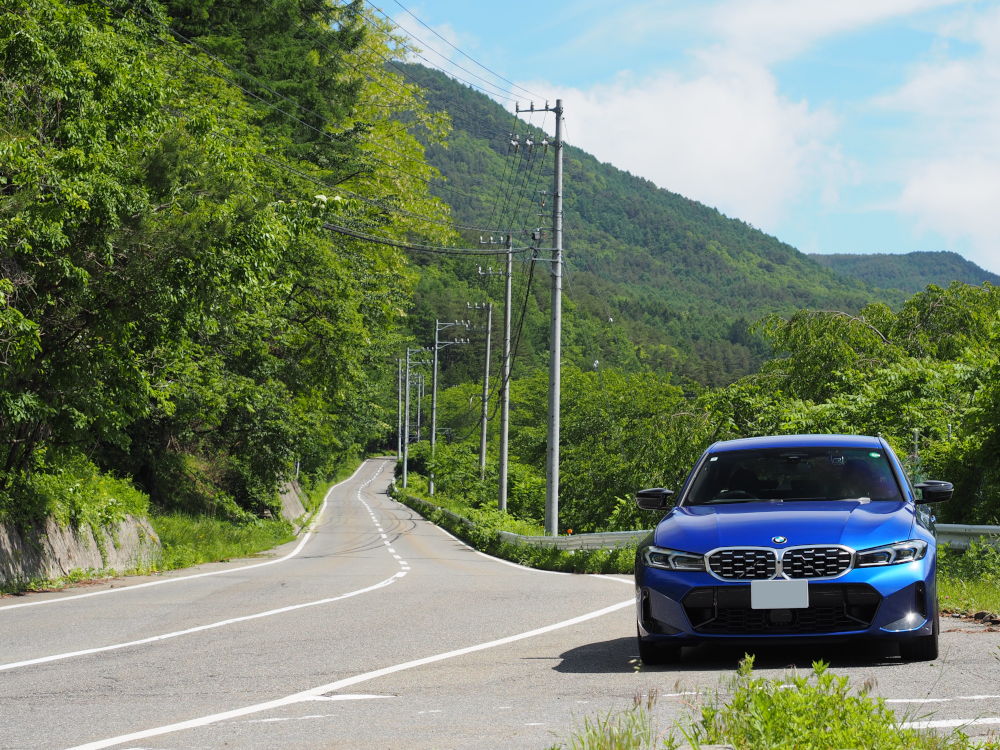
left=772, top=536, right=788, bottom=544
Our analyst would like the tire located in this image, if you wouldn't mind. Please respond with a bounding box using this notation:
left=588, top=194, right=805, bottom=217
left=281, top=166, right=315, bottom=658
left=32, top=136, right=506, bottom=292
left=899, top=616, right=939, bottom=662
left=638, top=634, right=682, bottom=666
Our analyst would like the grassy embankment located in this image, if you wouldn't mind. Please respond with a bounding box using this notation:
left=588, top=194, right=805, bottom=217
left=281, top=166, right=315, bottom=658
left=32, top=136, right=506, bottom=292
left=0, top=456, right=363, bottom=594
left=149, top=458, right=363, bottom=570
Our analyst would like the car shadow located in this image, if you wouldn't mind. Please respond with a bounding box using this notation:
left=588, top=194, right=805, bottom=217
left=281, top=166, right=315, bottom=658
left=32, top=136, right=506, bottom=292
left=554, top=636, right=901, bottom=674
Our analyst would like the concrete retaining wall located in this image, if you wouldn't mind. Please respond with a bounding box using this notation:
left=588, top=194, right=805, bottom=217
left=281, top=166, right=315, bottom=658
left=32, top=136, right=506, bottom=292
left=0, top=515, right=162, bottom=586
left=278, top=481, right=307, bottom=524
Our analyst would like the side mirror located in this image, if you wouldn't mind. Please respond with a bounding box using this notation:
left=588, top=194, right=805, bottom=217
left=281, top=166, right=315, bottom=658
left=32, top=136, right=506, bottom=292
left=635, top=487, right=675, bottom=510
left=915, top=480, right=953, bottom=504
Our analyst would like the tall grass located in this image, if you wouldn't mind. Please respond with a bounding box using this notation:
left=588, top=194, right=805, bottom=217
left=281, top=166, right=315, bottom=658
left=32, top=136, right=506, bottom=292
left=939, top=539, right=1000, bottom=614
left=150, top=513, right=297, bottom=570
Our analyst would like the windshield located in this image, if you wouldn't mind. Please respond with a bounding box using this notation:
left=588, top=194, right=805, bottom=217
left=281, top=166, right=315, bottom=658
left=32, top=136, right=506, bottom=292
left=684, top=446, right=904, bottom=505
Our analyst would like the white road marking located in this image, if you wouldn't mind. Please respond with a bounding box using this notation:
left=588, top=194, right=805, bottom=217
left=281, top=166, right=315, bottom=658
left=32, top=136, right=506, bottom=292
left=0, top=461, right=381, bottom=613
left=0, top=572, right=405, bottom=673
left=887, top=694, right=1000, bottom=704
left=67, top=598, right=634, bottom=749
left=2, top=463, right=403, bottom=673
left=394, top=498, right=635, bottom=587
left=902, top=717, right=1000, bottom=729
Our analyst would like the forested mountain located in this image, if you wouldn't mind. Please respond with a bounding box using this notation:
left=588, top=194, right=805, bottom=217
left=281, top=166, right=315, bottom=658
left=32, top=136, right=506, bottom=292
left=810, top=251, right=1000, bottom=294
left=400, top=64, right=903, bottom=385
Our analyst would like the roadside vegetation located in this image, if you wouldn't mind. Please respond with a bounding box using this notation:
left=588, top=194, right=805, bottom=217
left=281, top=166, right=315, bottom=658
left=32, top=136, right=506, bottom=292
left=4, top=2, right=1000, bottom=613
left=1, top=0, right=435, bottom=569
left=549, top=656, right=999, bottom=749
left=396, top=480, right=1000, bottom=616
left=939, top=540, right=1000, bottom=615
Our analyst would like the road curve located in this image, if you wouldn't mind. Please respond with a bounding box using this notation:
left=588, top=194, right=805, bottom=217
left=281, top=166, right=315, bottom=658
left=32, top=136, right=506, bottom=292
left=1, top=458, right=999, bottom=749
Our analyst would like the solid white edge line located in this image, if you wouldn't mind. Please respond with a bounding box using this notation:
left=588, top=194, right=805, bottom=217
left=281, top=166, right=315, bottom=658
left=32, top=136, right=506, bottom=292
left=66, top=598, right=634, bottom=750
left=902, top=717, right=1000, bottom=729
left=0, top=573, right=405, bottom=673
left=0, top=459, right=384, bottom=613
left=392, top=496, right=634, bottom=586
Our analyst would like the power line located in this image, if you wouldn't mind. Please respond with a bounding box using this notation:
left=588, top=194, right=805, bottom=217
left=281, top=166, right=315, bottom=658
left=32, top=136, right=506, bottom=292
left=354, top=0, right=524, bottom=103
left=388, top=0, right=547, bottom=101
left=322, top=222, right=534, bottom=256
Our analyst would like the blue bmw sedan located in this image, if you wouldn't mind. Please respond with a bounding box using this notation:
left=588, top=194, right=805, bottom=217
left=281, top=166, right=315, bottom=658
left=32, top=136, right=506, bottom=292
left=634, top=434, right=953, bottom=664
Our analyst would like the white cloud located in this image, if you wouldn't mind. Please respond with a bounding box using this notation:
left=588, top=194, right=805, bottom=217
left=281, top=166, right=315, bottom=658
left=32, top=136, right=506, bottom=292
left=561, top=0, right=967, bottom=66
left=706, top=0, right=968, bottom=63
left=897, top=158, right=1000, bottom=269
left=877, top=4, right=1000, bottom=268
left=539, top=56, right=844, bottom=231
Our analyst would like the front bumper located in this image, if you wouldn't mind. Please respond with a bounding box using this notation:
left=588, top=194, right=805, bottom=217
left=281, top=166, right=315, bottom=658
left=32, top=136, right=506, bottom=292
left=636, top=558, right=937, bottom=645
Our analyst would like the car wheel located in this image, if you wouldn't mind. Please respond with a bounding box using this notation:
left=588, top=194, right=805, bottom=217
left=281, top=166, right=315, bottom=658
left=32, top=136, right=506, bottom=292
left=899, top=617, right=939, bottom=662
left=638, top=632, right=682, bottom=666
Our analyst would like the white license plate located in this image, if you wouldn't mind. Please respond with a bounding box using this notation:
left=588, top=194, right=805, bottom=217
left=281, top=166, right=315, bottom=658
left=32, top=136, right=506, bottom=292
left=751, top=579, right=809, bottom=609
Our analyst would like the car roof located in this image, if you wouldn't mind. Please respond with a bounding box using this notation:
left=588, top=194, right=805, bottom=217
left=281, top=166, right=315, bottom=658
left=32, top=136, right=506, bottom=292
left=708, top=434, right=884, bottom=453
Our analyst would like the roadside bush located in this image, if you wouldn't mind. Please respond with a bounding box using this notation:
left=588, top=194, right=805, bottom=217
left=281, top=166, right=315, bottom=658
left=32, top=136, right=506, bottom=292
left=552, top=657, right=991, bottom=749
left=6, top=451, right=149, bottom=531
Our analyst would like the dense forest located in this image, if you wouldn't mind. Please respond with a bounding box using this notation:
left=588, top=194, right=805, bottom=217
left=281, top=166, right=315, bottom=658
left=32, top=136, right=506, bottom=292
left=810, top=251, right=1000, bottom=294
left=0, top=0, right=446, bottom=524
left=4, top=0, right=1000, bottom=540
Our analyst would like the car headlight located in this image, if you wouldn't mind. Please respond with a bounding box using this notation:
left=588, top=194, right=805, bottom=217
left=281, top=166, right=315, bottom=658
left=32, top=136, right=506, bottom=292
left=641, top=545, right=705, bottom=571
left=855, top=539, right=928, bottom=567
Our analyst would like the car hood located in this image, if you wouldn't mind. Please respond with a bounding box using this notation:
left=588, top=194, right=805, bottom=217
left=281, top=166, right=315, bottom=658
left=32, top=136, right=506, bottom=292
left=653, top=500, right=917, bottom=553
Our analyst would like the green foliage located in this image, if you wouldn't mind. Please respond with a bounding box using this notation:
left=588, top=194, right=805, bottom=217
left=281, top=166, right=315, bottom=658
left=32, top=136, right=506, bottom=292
left=4, top=451, right=150, bottom=531
left=150, top=512, right=295, bottom=570
left=507, top=365, right=714, bottom=532
left=939, top=540, right=1000, bottom=614
left=683, top=657, right=981, bottom=750
left=1, top=0, right=443, bottom=524
left=552, top=660, right=988, bottom=750
left=811, top=251, right=1000, bottom=294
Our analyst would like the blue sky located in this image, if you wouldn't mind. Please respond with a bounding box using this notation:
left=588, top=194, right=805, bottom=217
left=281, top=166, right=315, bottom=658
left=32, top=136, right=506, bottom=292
left=389, top=0, right=1000, bottom=273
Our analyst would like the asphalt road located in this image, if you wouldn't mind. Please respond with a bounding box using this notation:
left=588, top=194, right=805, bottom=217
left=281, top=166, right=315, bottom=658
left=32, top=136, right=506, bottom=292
left=2, top=458, right=1000, bottom=749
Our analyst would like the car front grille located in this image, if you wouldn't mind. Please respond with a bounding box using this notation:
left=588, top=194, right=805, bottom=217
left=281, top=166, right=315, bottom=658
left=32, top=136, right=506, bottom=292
left=707, top=549, right=777, bottom=580
left=783, top=547, right=852, bottom=579
left=706, top=546, right=853, bottom=580
left=682, top=584, right=881, bottom=635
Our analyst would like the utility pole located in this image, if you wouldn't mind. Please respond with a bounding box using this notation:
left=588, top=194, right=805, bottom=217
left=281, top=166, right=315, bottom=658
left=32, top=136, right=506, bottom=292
left=468, top=302, right=493, bottom=481
left=478, top=236, right=514, bottom=511
left=396, top=357, right=402, bottom=465
left=430, top=320, right=470, bottom=496
left=518, top=98, right=563, bottom=535
left=415, top=374, right=424, bottom=442
left=402, top=346, right=430, bottom=488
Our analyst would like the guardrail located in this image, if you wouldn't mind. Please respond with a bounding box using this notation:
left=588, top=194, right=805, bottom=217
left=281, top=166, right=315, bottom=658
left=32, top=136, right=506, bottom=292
left=935, top=524, right=1000, bottom=551
left=393, top=488, right=1000, bottom=552
left=497, top=529, right=649, bottom=550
